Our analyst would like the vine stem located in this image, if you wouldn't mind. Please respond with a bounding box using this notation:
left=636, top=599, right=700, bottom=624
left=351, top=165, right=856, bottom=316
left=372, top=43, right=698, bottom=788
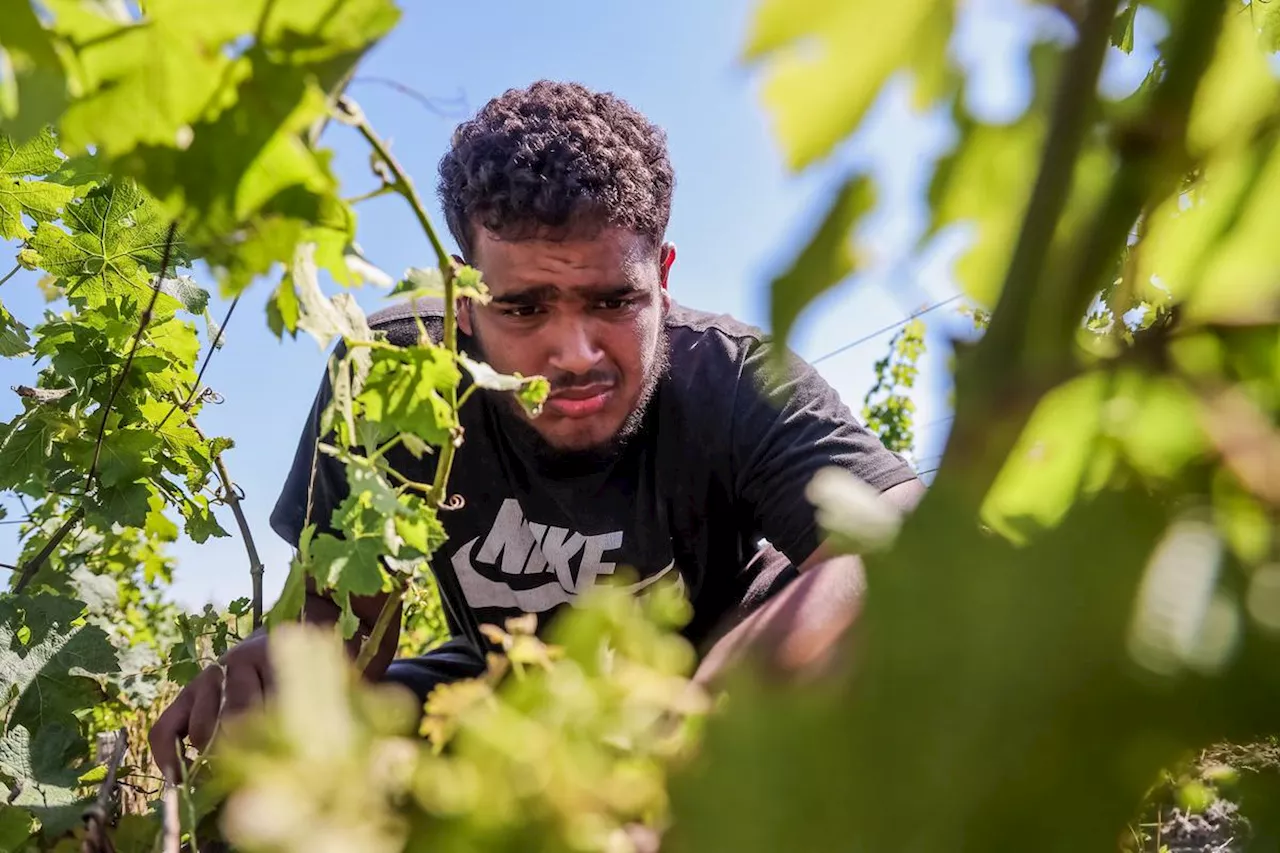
left=354, top=578, right=401, bottom=673
left=156, top=292, right=240, bottom=433
left=85, top=222, right=179, bottom=493
left=178, top=409, right=265, bottom=629
left=341, top=95, right=483, bottom=654
left=162, top=784, right=180, bottom=853
left=0, top=264, right=19, bottom=288
left=939, top=0, right=1224, bottom=501
left=215, top=451, right=264, bottom=630
left=11, top=506, right=83, bottom=595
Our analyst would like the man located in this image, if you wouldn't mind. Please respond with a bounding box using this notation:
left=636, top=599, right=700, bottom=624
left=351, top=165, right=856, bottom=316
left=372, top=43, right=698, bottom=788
left=149, top=80, right=924, bottom=779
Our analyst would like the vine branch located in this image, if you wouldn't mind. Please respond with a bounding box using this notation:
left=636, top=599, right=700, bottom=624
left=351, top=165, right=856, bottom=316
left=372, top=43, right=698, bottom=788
left=86, top=222, right=179, bottom=491
left=938, top=0, right=1127, bottom=499
left=192, top=417, right=265, bottom=630
left=973, top=0, right=1122, bottom=381
left=11, top=508, right=83, bottom=594
left=354, top=578, right=402, bottom=673
left=157, top=292, right=240, bottom=432
left=0, top=264, right=19, bottom=288
left=340, top=94, right=483, bottom=653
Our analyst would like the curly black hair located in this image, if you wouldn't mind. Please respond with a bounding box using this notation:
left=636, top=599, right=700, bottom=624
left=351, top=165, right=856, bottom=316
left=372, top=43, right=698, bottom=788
left=437, top=80, right=675, bottom=261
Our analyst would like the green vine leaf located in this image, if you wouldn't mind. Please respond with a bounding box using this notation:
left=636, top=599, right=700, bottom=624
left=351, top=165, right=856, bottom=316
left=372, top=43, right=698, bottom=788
left=458, top=353, right=550, bottom=416
left=0, top=724, right=85, bottom=835
left=0, top=300, right=31, bottom=357
left=1111, top=3, right=1137, bottom=54
left=268, top=274, right=301, bottom=338
left=391, top=266, right=444, bottom=300
left=0, top=593, right=118, bottom=738
left=0, top=410, right=70, bottom=492
left=744, top=0, right=954, bottom=171
left=84, top=481, right=151, bottom=529
left=0, top=804, right=40, bottom=851
left=48, top=0, right=274, bottom=157
left=0, top=127, right=74, bottom=240
left=183, top=494, right=228, bottom=543
left=357, top=346, right=460, bottom=446
left=29, top=180, right=189, bottom=312
left=95, top=428, right=160, bottom=488
left=1252, top=0, right=1280, bottom=52
left=158, top=274, right=210, bottom=314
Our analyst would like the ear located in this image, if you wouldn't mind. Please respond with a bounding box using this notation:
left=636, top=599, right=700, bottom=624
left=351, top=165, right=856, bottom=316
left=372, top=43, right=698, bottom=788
left=659, top=242, right=676, bottom=291
left=456, top=296, right=473, bottom=336
left=451, top=254, right=474, bottom=335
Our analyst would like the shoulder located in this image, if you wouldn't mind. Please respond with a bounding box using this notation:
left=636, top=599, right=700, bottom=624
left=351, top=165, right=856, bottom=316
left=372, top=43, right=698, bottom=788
left=665, top=301, right=769, bottom=347
left=662, top=301, right=775, bottom=373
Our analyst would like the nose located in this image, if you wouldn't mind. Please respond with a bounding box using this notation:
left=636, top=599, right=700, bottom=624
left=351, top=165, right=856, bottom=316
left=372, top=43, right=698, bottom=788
left=547, top=316, right=604, bottom=377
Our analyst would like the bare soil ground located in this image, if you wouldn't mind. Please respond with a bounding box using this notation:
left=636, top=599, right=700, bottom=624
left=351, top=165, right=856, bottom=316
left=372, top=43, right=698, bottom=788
left=1130, top=741, right=1280, bottom=853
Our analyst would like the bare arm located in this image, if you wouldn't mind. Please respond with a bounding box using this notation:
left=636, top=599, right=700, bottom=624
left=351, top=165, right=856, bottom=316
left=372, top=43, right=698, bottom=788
left=692, top=478, right=925, bottom=687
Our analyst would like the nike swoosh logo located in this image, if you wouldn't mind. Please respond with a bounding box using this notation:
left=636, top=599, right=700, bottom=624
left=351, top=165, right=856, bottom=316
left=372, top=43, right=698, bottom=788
left=451, top=536, right=679, bottom=613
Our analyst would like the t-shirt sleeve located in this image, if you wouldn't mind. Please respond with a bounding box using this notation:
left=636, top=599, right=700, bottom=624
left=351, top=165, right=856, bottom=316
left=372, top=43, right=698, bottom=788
left=731, top=337, right=918, bottom=566
left=271, top=308, right=447, bottom=549
left=269, top=347, right=351, bottom=548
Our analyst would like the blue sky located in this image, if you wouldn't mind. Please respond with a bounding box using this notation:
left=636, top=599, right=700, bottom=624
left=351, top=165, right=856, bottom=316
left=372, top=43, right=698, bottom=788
left=0, top=0, right=1160, bottom=608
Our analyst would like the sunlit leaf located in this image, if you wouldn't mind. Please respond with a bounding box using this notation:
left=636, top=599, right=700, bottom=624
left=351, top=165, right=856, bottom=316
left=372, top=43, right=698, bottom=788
left=1188, top=9, right=1280, bottom=158
left=1111, top=3, right=1137, bottom=53
left=357, top=345, right=460, bottom=445
left=0, top=127, right=74, bottom=240
left=184, top=494, right=228, bottom=543
left=458, top=352, right=549, bottom=415
left=50, top=0, right=254, bottom=157
left=29, top=180, right=188, bottom=312
left=292, top=241, right=375, bottom=350
left=158, top=274, right=210, bottom=314
left=1252, top=0, right=1280, bottom=52
left=768, top=175, right=874, bottom=346
left=1140, top=135, right=1280, bottom=323
left=981, top=372, right=1112, bottom=540
left=268, top=273, right=301, bottom=338
left=744, top=0, right=953, bottom=171
left=95, top=428, right=160, bottom=487
left=391, top=265, right=444, bottom=300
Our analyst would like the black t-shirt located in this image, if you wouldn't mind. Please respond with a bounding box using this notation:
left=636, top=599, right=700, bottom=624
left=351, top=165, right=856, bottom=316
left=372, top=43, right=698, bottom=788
left=269, top=299, right=916, bottom=649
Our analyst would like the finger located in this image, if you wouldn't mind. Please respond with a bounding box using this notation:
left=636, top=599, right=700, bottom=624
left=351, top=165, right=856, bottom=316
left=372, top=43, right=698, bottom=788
left=187, top=668, right=225, bottom=752
left=149, top=687, right=195, bottom=783
left=220, top=659, right=267, bottom=717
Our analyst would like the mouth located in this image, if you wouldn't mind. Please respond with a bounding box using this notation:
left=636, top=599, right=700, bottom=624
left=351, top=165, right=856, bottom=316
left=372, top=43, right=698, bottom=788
left=544, top=384, right=614, bottom=418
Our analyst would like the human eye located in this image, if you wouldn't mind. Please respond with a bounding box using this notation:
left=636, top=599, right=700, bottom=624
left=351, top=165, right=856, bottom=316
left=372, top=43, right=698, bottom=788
left=500, top=303, right=543, bottom=319
left=594, top=295, right=636, bottom=312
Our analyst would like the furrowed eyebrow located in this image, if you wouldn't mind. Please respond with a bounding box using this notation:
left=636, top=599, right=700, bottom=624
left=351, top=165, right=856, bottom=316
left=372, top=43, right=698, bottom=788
left=589, top=283, right=646, bottom=299
left=490, top=285, right=557, bottom=306
left=489, top=283, right=645, bottom=305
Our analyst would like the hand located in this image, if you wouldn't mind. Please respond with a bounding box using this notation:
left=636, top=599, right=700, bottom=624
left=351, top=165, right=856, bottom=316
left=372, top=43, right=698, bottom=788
left=148, top=631, right=275, bottom=782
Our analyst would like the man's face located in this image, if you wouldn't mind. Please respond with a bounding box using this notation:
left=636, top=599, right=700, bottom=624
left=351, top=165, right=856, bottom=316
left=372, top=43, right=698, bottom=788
left=458, top=225, right=673, bottom=452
